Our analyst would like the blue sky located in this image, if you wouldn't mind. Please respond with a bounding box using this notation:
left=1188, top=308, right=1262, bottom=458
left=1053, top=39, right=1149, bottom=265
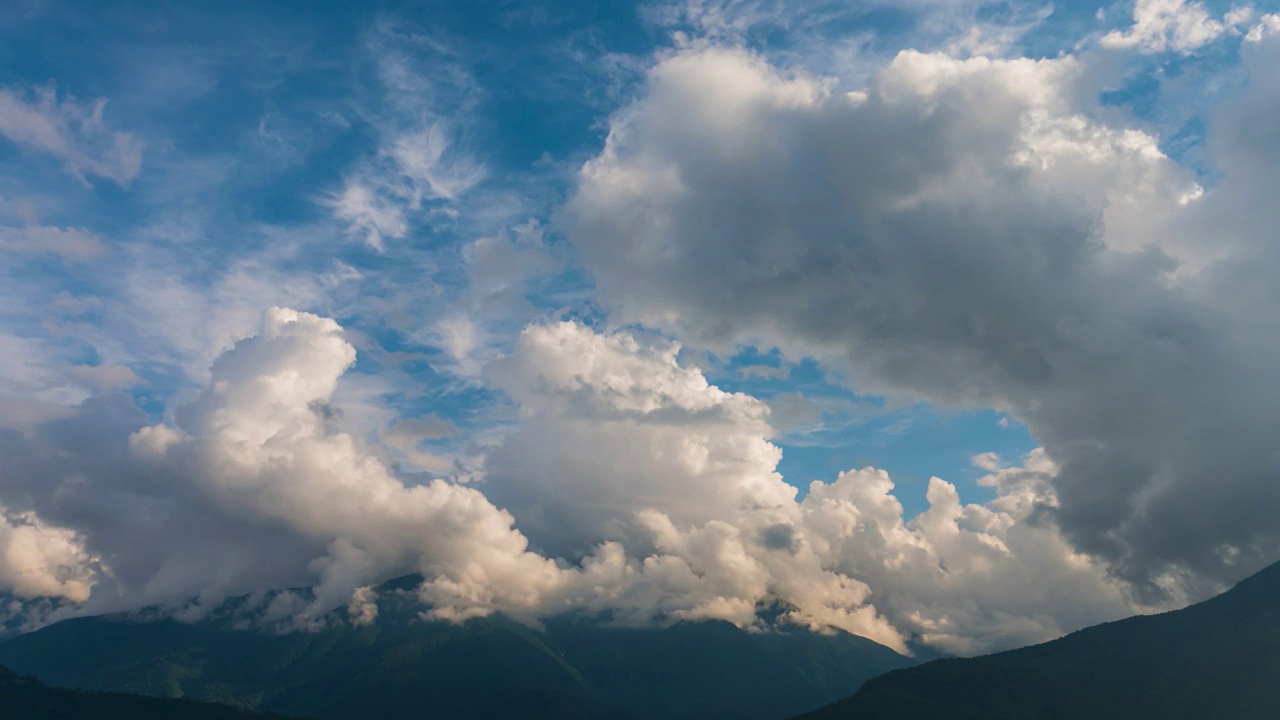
left=3, top=0, right=1280, bottom=655
left=0, top=0, right=1056, bottom=514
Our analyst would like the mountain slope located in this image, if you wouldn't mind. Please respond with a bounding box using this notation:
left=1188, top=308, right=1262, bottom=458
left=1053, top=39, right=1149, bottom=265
left=0, top=662, right=301, bottom=720
left=0, top=580, right=913, bottom=720
left=795, top=561, right=1280, bottom=720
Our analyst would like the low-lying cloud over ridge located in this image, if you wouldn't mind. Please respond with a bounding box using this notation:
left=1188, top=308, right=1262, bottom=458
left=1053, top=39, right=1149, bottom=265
left=0, top=309, right=1135, bottom=654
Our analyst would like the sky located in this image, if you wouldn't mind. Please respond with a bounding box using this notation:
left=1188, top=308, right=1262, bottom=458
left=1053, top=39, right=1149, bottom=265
left=0, top=0, right=1279, bottom=656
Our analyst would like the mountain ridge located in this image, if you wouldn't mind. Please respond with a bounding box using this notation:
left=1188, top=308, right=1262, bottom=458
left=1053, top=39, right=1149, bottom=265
left=793, top=560, right=1280, bottom=720
left=0, top=576, right=915, bottom=720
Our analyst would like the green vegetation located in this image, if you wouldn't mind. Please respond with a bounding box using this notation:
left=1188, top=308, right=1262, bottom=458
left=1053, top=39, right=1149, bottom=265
left=0, top=662, right=298, bottom=720
left=0, top=579, right=914, bottom=720
left=794, top=561, right=1280, bottom=720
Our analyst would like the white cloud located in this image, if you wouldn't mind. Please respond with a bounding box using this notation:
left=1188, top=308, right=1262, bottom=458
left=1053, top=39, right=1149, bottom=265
left=326, top=25, right=486, bottom=250
left=1245, top=13, right=1280, bottom=42
left=0, top=310, right=545, bottom=625
left=389, top=125, right=485, bottom=203
left=485, top=321, right=1136, bottom=654
left=128, top=308, right=569, bottom=625
left=326, top=182, right=408, bottom=251
left=0, top=85, right=142, bottom=185
left=0, top=508, right=98, bottom=603
left=122, top=254, right=339, bottom=382
left=0, top=309, right=1137, bottom=653
left=1100, top=0, right=1246, bottom=53
left=347, top=585, right=379, bottom=626
left=799, top=451, right=1134, bottom=655
left=485, top=321, right=795, bottom=558
left=327, top=126, right=485, bottom=251
left=563, top=44, right=1280, bottom=601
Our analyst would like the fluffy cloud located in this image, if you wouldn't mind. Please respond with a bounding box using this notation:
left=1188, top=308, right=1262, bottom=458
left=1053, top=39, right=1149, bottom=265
left=564, top=44, right=1280, bottom=599
left=0, top=508, right=97, bottom=603
left=0, top=310, right=541, bottom=625
left=485, top=321, right=1134, bottom=654
left=0, top=309, right=1137, bottom=654
left=486, top=321, right=794, bottom=558
left=799, top=452, right=1133, bottom=655
left=1245, top=13, right=1280, bottom=42
left=130, top=308, right=568, bottom=625
left=1100, top=0, right=1243, bottom=53
left=485, top=322, right=903, bottom=648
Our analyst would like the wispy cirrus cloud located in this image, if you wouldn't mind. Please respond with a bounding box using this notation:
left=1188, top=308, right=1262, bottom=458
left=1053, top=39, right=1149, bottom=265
left=0, top=225, right=105, bottom=262
left=0, top=85, right=142, bottom=185
left=325, top=23, right=486, bottom=250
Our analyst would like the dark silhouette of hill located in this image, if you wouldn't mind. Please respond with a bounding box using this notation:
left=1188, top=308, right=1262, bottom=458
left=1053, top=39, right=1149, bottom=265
left=0, top=577, right=913, bottom=720
left=794, top=561, right=1280, bottom=720
left=0, top=662, right=301, bottom=720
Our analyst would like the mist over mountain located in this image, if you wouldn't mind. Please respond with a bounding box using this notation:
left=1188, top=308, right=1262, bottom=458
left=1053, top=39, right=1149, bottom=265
left=794, top=560, right=1280, bottom=720
left=0, top=577, right=914, bottom=720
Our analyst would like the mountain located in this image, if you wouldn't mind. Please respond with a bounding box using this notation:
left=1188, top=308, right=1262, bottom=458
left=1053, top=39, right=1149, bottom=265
left=795, top=561, right=1280, bottom=720
left=0, top=662, right=300, bottom=720
left=0, top=578, right=914, bottom=720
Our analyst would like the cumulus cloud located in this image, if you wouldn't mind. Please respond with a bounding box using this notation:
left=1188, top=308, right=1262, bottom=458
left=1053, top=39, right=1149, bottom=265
left=799, top=452, right=1134, bottom=655
left=0, top=85, right=142, bottom=185
left=0, top=310, right=538, bottom=625
left=564, top=44, right=1280, bottom=599
left=129, top=308, right=570, bottom=625
left=1244, top=13, right=1280, bottom=42
left=1101, top=0, right=1220, bottom=52
left=485, top=321, right=1135, bottom=653
left=0, top=508, right=97, bottom=603
left=122, top=255, right=342, bottom=381
left=0, top=308, right=1139, bottom=654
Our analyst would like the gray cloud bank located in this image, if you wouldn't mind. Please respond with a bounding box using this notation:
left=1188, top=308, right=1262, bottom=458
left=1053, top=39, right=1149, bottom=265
left=564, top=37, right=1280, bottom=600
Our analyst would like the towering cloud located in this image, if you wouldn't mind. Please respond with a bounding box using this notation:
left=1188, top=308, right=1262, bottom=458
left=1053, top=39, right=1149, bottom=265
left=485, top=321, right=1133, bottom=654
left=0, top=309, right=1137, bottom=654
left=128, top=308, right=571, bottom=625
left=564, top=43, right=1280, bottom=599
